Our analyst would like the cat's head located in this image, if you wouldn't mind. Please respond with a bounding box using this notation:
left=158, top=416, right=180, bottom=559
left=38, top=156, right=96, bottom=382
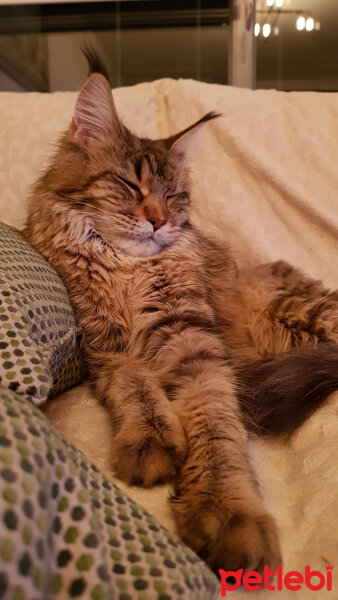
left=44, top=58, right=220, bottom=257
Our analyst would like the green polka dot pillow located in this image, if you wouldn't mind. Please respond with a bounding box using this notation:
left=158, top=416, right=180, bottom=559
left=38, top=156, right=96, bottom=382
left=0, top=222, right=83, bottom=404
left=0, top=387, right=219, bottom=599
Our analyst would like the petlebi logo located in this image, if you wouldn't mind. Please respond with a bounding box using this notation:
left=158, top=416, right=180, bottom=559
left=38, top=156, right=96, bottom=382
left=219, top=564, right=334, bottom=596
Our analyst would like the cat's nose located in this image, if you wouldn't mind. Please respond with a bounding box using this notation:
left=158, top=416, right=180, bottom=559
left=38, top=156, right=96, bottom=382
left=149, top=218, right=167, bottom=231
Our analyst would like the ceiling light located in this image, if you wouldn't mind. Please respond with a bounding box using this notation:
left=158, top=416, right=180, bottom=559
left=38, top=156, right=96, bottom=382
left=275, top=0, right=284, bottom=7
left=254, top=23, right=260, bottom=37
left=296, top=16, right=305, bottom=31
left=306, top=17, right=314, bottom=31
left=262, top=23, right=271, bottom=38
left=266, top=0, right=274, bottom=7
left=315, top=21, right=321, bottom=30
left=273, top=26, right=280, bottom=36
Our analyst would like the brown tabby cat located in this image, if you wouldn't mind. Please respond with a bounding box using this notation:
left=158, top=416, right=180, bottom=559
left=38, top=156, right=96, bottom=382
left=24, top=51, right=338, bottom=574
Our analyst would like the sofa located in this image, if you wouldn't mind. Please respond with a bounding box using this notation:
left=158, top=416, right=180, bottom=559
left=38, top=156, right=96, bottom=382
left=0, top=79, right=337, bottom=599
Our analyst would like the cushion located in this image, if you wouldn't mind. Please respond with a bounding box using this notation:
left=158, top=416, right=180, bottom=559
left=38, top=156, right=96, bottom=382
left=0, top=222, right=83, bottom=405
left=0, top=386, right=219, bottom=599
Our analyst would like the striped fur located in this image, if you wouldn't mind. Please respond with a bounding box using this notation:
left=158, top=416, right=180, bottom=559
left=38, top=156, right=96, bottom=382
left=24, top=59, right=338, bottom=573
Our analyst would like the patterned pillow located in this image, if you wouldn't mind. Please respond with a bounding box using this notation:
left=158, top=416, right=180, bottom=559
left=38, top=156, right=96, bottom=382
left=0, top=386, right=219, bottom=599
left=0, top=222, right=83, bottom=404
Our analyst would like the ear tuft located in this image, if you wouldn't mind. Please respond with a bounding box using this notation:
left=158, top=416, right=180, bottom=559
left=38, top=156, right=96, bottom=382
left=164, top=111, right=222, bottom=153
left=82, top=44, right=110, bottom=81
left=70, top=73, right=120, bottom=147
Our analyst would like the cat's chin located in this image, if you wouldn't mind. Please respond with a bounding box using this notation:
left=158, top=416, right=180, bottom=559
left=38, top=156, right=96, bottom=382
left=109, top=224, right=182, bottom=258
left=113, top=235, right=167, bottom=258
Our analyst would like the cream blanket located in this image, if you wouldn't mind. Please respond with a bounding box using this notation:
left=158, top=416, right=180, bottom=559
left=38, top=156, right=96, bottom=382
left=0, top=79, right=337, bottom=598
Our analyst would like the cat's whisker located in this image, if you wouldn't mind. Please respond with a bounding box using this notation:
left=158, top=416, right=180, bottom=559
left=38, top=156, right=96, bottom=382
left=84, top=212, right=112, bottom=220
left=80, top=213, right=106, bottom=220
left=75, top=201, right=112, bottom=215
left=117, top=215, right=135, bottom=224
left=92, top=215, right=133, bottom=228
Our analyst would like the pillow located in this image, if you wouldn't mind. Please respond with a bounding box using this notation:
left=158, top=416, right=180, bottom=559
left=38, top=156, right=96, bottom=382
left=0, top=386, right=219, bottom=599
left=0, top=222, right=83, bottom=405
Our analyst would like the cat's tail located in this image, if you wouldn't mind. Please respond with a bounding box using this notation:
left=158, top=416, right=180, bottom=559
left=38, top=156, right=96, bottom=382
left=236, top=343, right=338, bottom=435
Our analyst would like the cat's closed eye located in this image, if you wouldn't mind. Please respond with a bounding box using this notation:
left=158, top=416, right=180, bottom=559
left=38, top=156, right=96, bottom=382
left=116, top=176, right=140, bottom=194
left=166, top=192, right=188, bottom=200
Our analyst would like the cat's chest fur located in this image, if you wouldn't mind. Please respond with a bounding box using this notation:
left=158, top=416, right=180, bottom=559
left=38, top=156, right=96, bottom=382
left=68, top=232, right=208, bottom=352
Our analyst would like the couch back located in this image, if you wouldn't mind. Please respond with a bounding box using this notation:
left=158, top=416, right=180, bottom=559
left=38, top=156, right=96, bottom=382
left=0, top=79, right=337, bottom=287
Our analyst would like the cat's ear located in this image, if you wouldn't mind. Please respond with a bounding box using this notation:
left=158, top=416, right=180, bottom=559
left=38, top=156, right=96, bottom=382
left=164, top=111, right=221, bottom=153
left=69, top=73, right=122, bottom=147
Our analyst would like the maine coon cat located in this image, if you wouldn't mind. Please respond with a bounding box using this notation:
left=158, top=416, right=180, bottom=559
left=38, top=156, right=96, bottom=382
left=24, top=51, right=338, bottom=573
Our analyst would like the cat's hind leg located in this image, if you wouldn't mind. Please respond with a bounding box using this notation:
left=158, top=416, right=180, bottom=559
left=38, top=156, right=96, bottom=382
left=228, top=260, right=338, bottom=360
left=225, top=261, right=338, bottom=434
left=89, top=354, right=188, bottom=487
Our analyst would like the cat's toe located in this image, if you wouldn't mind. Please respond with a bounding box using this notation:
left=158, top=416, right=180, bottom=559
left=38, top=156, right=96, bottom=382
left=171, top=492, right=281, bottom=574
left=209, top=510, right=281, bottom=574
left=112, top=413, right=188, bottom=487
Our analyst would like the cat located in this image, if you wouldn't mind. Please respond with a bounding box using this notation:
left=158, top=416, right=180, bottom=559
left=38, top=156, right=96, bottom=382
left=24, top=49, right=338, bottom=574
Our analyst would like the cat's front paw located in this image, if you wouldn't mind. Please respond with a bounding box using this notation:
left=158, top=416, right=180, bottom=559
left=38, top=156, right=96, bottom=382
left=112, top=410, right=188, bottom=487
left=171, top=483, right=281, bottom=574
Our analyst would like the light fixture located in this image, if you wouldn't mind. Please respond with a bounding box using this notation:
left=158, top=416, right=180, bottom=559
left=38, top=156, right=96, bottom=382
left=273, top=26, right=280, bottom=36
left=296, top=16, right=305, bottom=31
left=306, top=17, right=314, bottom=31
left=266, top=0, right=274, bottom=7
left=315, top=21, right=321, bottom=30
left=254, top=23, right=260, bottom=37
left=275, top=0, right=284, bottom=7
left=262, top=23, right=271, bottom=37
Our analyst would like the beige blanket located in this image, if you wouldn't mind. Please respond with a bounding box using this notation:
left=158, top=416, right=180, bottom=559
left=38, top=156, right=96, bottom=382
left=0, top=79, right=337, bottom=597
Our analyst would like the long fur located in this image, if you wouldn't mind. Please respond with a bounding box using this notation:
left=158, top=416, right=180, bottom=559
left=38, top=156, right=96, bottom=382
left=23, top=48, right=338, bottom=574
left=82, top=44, right=110, bottom=80
left=237, top=343, right=338, bottom=434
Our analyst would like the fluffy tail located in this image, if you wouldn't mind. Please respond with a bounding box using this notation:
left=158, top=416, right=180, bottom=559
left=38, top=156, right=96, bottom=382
left=236, top=343, right=338, bottom=435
